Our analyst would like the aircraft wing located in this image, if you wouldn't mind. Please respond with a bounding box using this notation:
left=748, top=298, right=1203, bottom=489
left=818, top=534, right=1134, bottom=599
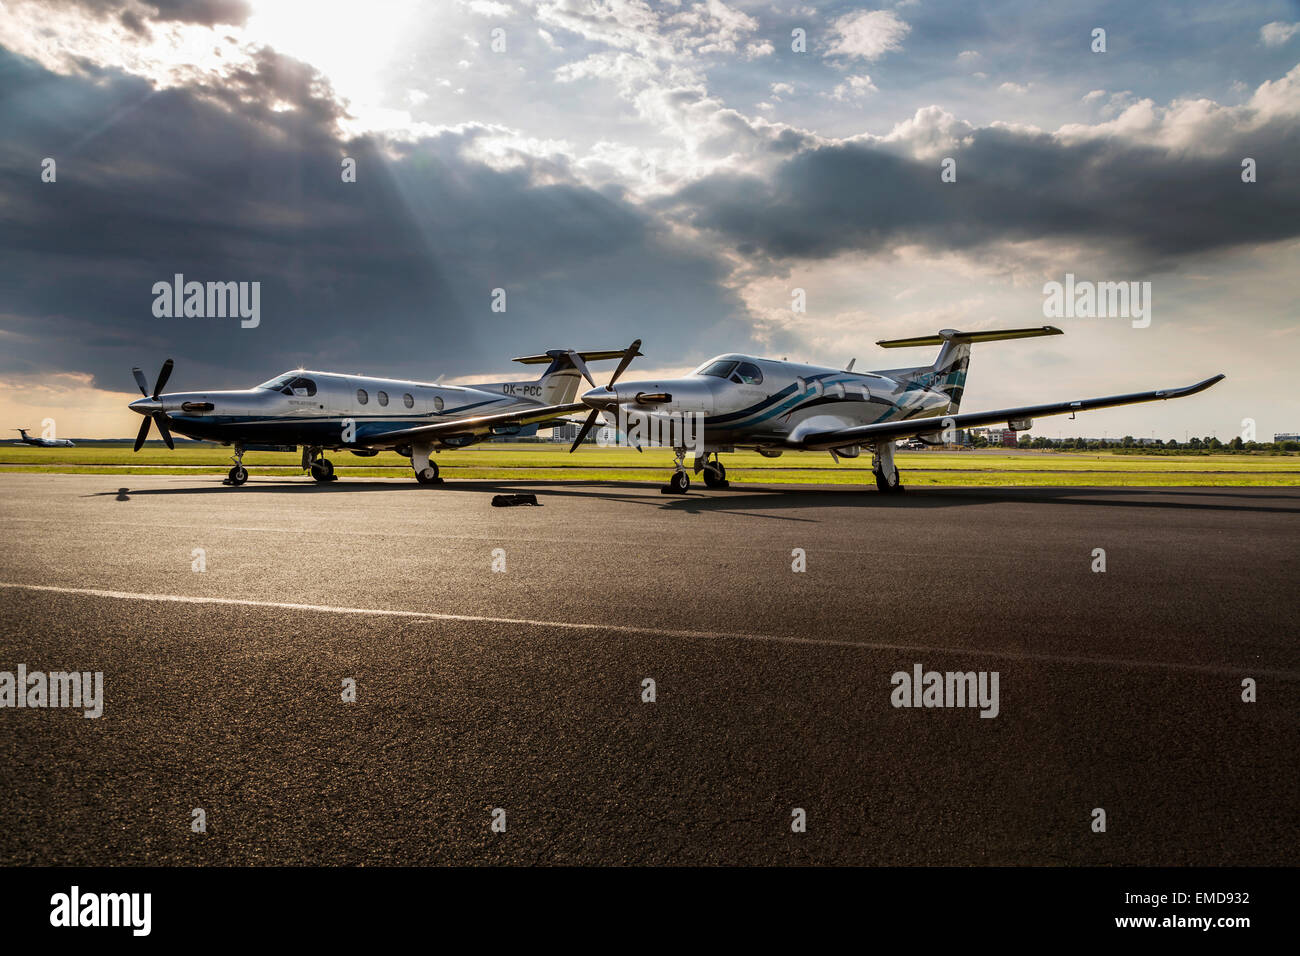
left=363, top=402, right=589, bottom=447
left=791, top=375, right=1225, bottom=451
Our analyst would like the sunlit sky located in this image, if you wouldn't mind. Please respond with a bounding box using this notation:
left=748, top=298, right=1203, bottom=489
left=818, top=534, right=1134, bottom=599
left=1, top=0, right=1297, bottom=439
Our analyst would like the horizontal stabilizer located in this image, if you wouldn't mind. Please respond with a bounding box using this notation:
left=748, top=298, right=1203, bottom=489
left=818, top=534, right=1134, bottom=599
left=513, top=345, right=646, bottom=365
left=876, top=326, right=1063, bottom=349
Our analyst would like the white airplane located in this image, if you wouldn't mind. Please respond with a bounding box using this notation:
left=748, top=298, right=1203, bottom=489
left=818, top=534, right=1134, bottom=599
left=127, top=341, right=641, bottom=485
left=12, top=428, right=74, bottom=448
left=567, top=326, right=1225, bottom=493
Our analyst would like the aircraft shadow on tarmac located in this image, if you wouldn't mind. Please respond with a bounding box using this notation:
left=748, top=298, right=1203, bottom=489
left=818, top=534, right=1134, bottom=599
left=85, top=478, right=1300, bottom=516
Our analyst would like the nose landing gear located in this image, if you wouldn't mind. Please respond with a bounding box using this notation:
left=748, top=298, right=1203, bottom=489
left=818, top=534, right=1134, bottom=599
left=224, top=445, right=248, bottom=485
left=661, top=447, right=691, bottom=494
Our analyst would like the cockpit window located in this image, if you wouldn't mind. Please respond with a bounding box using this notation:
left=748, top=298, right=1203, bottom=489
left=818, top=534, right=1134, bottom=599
left=733, top=362, right=763, bottom=385
left=257, top=373, right=295, bottom=392
left=697, top=360, right=738, bottom=379
left=257, top=373, right=315, bottom=397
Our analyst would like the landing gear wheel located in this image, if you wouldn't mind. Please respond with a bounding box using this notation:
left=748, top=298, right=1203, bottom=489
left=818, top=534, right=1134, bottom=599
left=415, top=461, right=441, bottom=485
left=874, top=469, right=905, bottom=494
left=310, top=458, right=335, bottom=482
left=663, top=470, right=691, bottom=494
left=703, top=461, right=728, bottom=489
left=227, top=465, right=248, bottom=486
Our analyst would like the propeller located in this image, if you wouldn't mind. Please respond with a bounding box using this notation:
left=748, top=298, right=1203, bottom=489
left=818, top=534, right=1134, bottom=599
left=565, top=351, right=596, bottom=390
left=130, top=359, right=176, bottom=451
left=568, top=339, right=641, bottom=452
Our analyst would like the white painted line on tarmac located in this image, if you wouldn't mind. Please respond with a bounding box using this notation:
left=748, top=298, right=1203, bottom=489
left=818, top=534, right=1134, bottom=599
left=0, top=581, right=1295, bottom=679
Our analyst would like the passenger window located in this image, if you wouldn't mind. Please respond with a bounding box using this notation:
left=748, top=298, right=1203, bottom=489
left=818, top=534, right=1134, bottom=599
left=403, top=393, right=414, bottom=408
left=356, top=388, right=368, bottom=405
left=377, top=390, right=389, bottom=407
left=433, top=396, right=444, bottom=413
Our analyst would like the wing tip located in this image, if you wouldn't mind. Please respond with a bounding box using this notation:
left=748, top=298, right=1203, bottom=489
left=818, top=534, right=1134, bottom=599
left=1158, top=373, right=1226, bottom=399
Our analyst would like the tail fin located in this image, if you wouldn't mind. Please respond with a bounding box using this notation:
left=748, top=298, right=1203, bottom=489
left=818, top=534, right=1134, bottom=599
left=478, top=346, right=646, bottom=406
left=876, top=326, right=1062, bottom=415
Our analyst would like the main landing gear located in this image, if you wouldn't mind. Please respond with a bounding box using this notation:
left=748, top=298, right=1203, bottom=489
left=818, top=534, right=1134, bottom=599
left=304, top=446, right=337, bottom=483
left=693, top=451, right=729, bottom=489
left=872, top=442, right=906, bottom=494
left=410, top=443, right=442, bottom=485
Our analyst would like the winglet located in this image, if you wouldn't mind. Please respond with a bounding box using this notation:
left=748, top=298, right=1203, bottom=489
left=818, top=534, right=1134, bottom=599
left=1155, top=373, right=1225, bottom=399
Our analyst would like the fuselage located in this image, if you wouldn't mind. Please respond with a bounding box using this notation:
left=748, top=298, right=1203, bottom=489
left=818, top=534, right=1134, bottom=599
left=129, top=369, right=553, bottom=449
left=585, top=353, right=954, bottom=451
left=15, top=432, right=75, bottom=447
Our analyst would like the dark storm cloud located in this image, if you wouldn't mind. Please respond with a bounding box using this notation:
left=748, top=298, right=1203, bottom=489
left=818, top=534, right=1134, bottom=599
left=0, top=47, right=749, bottom=390
left=664, top=119, right=1300, bottom=269
left=61, top=0, right=251, bottom=32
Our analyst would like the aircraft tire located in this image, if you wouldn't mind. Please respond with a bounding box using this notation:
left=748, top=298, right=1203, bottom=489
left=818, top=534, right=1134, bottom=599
left=875, top=469, right=905, bottom=494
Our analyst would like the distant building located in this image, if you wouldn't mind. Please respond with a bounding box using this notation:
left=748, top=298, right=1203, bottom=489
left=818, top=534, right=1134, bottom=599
left=976, top=428, right=1019, bottom=447
left=1275, top=433, right=1300, bottom=443
left=969, top=427, right=1017, bottom=447
left=551, top=422, right=582, bottom=443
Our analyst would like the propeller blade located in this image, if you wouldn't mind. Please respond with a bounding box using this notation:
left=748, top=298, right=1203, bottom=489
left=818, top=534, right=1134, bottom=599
left=154, top=414, right=174, bottom=450
left=568, top=408, right=600, bottom=453
left=606, top=338, right=641, bottom=389
left=132, top=367, right=149, bottom=397
left=152, top=358, right=174, bottom=399
left=566, top=351, right=596, bottom=389
left=133, top=415, right=152, bottom=452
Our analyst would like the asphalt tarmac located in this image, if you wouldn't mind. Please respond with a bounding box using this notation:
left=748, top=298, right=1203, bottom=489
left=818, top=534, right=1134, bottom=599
left=0, top=474, right=1295, bottom=865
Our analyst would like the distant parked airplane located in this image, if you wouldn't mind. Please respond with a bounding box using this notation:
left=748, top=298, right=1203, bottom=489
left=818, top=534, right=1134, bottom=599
left=12, top=428, right=74, bottom=448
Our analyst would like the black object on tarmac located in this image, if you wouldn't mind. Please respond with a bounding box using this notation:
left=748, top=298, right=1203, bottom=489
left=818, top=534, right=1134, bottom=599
left=491, top=493, right=541, bottom=507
